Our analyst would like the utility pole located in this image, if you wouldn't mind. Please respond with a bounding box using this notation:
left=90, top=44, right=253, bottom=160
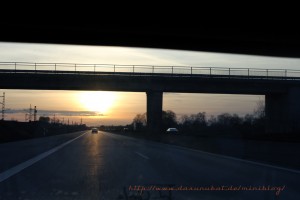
left=29, top=104, right=32, bottom=122
left=25, top=104, right=35, bottom=122
left=34, top=106, right=37, bottom=121
left=0, top=92, right=5, bottom=120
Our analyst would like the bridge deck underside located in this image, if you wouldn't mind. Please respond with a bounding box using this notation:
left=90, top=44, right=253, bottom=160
left=0, top=72, right=296, bottom=94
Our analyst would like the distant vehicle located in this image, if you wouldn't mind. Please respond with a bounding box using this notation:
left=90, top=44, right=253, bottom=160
left=91, top=128, right=98, bottom=133
left=166, top=128, right=179, bottom=134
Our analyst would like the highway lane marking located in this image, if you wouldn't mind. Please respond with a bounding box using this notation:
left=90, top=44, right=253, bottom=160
left=160, top=143, right=300, bottom=174
left=100, top=132, right=300, bottom=174
left=0, top=132, right=87, bottom=183
left=135, top=152, right=150, bottom=160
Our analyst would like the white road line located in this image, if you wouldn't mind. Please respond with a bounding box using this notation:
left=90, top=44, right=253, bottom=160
left=135, top=152, right=150, bottom=160
left=0, top=132, right=86, bottom=183
left=93, top=132, right=300, bottom=174
left=162, top=142, right=300, bottom=174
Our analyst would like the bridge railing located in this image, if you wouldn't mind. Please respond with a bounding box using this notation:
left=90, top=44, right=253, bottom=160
left=0, top=62, right=300, bottom=79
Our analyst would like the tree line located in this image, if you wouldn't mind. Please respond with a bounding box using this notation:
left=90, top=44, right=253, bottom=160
left=0, top=116, right=88, bottom=143
left=132, top=101, right=265, bottom=136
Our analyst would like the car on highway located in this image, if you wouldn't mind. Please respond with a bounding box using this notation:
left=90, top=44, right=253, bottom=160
left=91, top=128, right=98, bottom=133
left=166, top=128, right=179, bottom=134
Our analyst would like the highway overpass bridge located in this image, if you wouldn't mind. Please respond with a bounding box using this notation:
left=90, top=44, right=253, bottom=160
left=1, top=62, right=300, bottom=134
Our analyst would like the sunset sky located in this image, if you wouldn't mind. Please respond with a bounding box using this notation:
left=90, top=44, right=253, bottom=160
left=1, top=42, right=300, bottom=126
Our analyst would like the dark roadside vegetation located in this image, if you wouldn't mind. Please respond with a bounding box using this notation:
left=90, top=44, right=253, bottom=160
left=102, top=103, right=300, bottom=170
left=0, top=116, right=88, bottom=143
left=1, top=102, right=299, bottom=170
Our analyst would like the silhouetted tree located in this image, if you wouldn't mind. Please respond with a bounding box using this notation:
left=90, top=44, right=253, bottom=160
left=132, top=113, right=147, bottom=131
left=230, top=114, right=243, bottom=127
left=39, top=116, right=50, bottom=123
left=133, top=113, right=147, bottom=126
left=179, top=112, right=207, bottom=134
left=244, top=114, right=254, bottom=124
left=217, top=113, right=233, bottom=127
left=253, top=99, right=265, bottom=119
left=207, top=115, right=217, bottom=126
left=252, top=99, right=266, bottom=133
left=191, top=112, right=207, bottom=127
left=162, top=110, right=177, bottom=130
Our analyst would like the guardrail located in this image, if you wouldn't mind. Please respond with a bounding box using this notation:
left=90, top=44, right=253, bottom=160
left=1, top=62, right=300, bottom=78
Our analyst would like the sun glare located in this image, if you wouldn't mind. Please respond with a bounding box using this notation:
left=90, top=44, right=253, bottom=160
left=78, top=91, right=117, bottom=114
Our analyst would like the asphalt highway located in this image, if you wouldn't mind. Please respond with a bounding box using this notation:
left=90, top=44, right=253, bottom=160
left=0, top=130, right=299, bottom=200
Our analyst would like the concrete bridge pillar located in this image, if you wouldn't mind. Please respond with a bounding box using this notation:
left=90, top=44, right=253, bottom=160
left=146, top=91, right=163, bottom=134
left=266, top=87, right=300, bottom=134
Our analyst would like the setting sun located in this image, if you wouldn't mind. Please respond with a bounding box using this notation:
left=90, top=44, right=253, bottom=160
left=78, top=91, right=117, bottom=114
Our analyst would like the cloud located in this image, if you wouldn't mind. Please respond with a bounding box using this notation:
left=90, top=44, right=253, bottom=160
left=1, top=41, right=300, bottom=70
left=5, top=109, right=105, bottom=117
